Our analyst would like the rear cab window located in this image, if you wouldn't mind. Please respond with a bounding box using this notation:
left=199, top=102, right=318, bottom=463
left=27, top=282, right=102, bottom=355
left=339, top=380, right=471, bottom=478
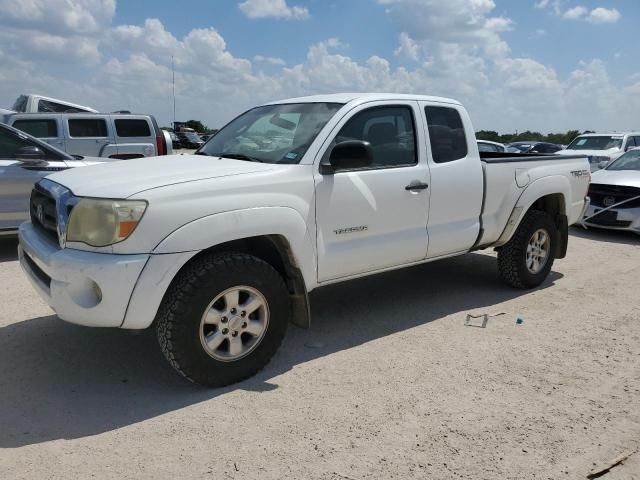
left=68, top=118, right=108, bottom=137
left=12, top=119, right=58, bottom=138
left=115, top=119, right=152, bottom=137
left=424, top=106, right=468, bottom=163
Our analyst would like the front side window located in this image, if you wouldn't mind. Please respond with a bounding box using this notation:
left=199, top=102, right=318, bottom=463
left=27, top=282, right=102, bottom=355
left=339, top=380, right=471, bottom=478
left=198, top=102, right=343, bottom=164
left=567, top=136, right=623, bottom=150
left=478, top=142, right=499, bottom=153
left=12, top=119, right=58, bottom=138
left=425, top=106, right=468, bottom=163
left=115, top=119, right=151, bottom=137
left=37, top=99, right=87, bottom=113
left=68, top=119, right=108, bottom=138
left=334, top=105, right=417, bottom=168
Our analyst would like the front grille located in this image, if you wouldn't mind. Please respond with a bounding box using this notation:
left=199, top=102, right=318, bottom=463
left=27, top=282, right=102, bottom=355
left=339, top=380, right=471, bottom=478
left=30, top=186, right=59, bottom=244
left=23, top=252, right=51, bottom=288
left=587, top=210, right=632, bottom=228
left=588, top=183, right=640, bottom=209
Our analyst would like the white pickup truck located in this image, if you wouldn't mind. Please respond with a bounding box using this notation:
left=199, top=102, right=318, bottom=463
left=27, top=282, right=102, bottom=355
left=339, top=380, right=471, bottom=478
left=18, top=93, right=590, bottom=387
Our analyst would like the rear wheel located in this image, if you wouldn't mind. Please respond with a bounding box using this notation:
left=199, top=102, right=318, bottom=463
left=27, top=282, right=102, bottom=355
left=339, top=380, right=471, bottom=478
left=156, top=252, right=289, bottom=387
left=497, top=209, right=557, bottom=289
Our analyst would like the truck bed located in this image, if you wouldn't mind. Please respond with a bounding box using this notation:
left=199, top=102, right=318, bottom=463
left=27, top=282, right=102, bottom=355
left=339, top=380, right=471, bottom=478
left=479, top=151, right=587, bottom=162
left=476, top=151, right=590, bottom=249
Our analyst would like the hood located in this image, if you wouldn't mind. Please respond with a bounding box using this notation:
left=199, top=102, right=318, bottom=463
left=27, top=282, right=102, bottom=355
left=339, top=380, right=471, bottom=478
left=591, top=169, right=640, bottom=189
left=64, top=155, right=109, bottom=167
left=557, top=148, right=620, bottom=158
left=48, top=154, right=277, bottom=198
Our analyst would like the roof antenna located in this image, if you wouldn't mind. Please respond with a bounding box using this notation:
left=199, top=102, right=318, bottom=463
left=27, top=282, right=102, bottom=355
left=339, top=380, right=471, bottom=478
left=172, top=56, right=176, bottom=131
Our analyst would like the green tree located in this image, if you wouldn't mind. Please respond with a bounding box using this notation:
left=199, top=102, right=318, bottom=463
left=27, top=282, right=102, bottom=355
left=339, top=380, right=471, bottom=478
left=185, top=120, right=207, bottom=132
left=476, top=130, right=501, bottom=142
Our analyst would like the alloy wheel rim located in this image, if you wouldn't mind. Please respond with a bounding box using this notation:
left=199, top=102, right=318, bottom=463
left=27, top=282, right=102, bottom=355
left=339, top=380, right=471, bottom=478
left=525, top=228, right=550, bottom=274
left=199, top=286, right=269, bottom=362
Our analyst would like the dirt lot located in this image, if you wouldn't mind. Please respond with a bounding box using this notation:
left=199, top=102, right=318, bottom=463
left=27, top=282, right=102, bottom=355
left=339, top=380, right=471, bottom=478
left=0, top=228, right=638, bottom=479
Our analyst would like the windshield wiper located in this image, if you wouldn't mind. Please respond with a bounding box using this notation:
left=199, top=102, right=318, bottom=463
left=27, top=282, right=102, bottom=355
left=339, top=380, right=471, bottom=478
left=210, top=152, right=264, bottom=163
left=195, top=151, right=210, bottom=156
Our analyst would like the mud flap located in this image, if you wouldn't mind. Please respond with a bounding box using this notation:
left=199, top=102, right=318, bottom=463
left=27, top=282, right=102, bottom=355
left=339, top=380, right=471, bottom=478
left=555, top=214, right=568, bottom=259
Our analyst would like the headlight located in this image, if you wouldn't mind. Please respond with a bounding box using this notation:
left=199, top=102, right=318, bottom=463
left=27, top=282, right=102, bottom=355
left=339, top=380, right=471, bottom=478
left=67, top=199, right=147, bottom=247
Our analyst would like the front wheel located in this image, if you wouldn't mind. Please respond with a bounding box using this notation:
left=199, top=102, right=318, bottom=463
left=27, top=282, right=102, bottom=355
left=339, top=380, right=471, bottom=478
left=156, top=252, right=290, bottom=387
left=497, top=209, right=557, bottom=289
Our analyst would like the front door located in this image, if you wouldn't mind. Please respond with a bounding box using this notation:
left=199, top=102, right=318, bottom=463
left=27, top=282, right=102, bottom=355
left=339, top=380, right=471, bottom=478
left=315, top=102, right=430, bottom=282
left=0, top=127, right=69, bottom=232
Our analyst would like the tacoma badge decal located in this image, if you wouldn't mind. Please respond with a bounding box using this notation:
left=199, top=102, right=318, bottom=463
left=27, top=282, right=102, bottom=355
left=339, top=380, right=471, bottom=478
left=570, top=169, right=590, bottom=178
left=334, top=226, right=368, bottom=235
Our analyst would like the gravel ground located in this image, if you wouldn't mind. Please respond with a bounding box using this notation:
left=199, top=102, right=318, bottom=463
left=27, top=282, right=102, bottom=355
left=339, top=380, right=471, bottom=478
left=0, top=227, right=638, bottom=479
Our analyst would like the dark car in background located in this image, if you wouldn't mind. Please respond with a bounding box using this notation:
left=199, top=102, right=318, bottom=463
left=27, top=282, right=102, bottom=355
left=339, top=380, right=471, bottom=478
left=177, top=132, right=204, bottom=149
left=169, top=131, right=182, bottom=149
left=507, top=141, right=563, bottom=154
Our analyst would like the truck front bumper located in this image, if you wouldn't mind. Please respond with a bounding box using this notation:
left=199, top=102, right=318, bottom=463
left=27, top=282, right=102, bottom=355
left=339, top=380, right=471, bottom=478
left=19, top=222, right=150, bottom=327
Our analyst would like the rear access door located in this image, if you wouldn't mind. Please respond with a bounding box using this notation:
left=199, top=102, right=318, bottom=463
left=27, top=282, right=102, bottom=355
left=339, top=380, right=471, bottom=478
left=418, top=102, right=484, bottom=258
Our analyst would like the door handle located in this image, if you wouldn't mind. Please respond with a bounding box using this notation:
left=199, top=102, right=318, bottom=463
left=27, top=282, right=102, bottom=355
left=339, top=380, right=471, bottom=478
left=405, top=181, right=429, bottom=191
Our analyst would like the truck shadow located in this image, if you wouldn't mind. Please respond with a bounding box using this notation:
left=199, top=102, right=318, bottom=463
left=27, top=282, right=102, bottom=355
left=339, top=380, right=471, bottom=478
left=0, top=252, right=562, bottom=448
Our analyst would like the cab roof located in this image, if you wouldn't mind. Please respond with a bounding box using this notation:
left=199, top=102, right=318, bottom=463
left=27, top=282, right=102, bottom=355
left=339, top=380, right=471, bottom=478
left=267, top=92, right=461, bottom=106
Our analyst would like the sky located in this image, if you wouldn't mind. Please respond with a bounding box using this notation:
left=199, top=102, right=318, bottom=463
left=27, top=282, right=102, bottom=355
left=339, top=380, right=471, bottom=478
left=0, top=0, right=638, bottom=133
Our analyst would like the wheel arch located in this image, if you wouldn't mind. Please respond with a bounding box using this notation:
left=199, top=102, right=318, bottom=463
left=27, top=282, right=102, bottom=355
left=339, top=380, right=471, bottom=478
left=182, top=234, right=311, bottom=329
left=496, top=176, right=570, bottom=257
left=123, top=208, right=315, bottom=330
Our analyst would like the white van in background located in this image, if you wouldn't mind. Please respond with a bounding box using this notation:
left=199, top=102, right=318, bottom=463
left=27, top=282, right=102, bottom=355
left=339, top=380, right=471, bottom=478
left=11, top=94, right=98, bottom=114
left=6, top=112, right=171, bottom=159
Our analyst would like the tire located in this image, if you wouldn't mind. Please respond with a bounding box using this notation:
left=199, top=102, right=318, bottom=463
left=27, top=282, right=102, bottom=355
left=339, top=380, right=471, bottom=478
left=156, top=252, right=290, bottom=387
left=497, top=209, right=557, bottom=289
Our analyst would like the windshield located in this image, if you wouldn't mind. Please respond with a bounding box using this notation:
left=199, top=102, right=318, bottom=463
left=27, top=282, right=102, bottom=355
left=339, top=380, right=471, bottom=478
left=508, top=143, right=532, bottom=152
left=606, top=149, right=640, bottom=171
left=198, top=102, right=344, bottom=164
left=567, top=136, right=623, bottom=150
left=182, top=132, right=201, bottom=141
left=12, top=95, right=28, bottom=112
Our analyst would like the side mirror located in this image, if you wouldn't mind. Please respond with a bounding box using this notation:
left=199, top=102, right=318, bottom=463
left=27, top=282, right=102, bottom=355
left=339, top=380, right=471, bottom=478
left=598, top=160, right=609, bottom=170
left=626, top=145, right=636, bottom=152
left=16, top=146, right=46, bottom=163
left=320, top=140, right=373, bottom=174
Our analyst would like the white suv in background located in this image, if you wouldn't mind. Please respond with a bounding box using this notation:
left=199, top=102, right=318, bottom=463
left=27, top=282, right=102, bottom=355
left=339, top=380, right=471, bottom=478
left=6, top=113, right=171, bottom=159
left=558, top=132, right=640, bottom=170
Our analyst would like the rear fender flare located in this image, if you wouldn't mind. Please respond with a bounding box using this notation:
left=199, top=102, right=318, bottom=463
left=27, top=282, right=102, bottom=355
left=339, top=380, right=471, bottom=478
left=496, top=175, right=570, bottom=246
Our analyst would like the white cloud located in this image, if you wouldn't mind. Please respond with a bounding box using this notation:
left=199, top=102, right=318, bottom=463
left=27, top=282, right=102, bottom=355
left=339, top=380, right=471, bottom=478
left=563, top=5, right=588, bottom=19
left=254, top=55, right=286, bottom=65
left=587, top=7, right=621, bottom=24
left=238, top=0, right=309, bottom=20
left=394, top=32, right=419, bottom=61
left=379, top=0, right=510, bottom=58
left=0, top=0, right=115, bottom=35
left=554, top=4, right=621, bottom=24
